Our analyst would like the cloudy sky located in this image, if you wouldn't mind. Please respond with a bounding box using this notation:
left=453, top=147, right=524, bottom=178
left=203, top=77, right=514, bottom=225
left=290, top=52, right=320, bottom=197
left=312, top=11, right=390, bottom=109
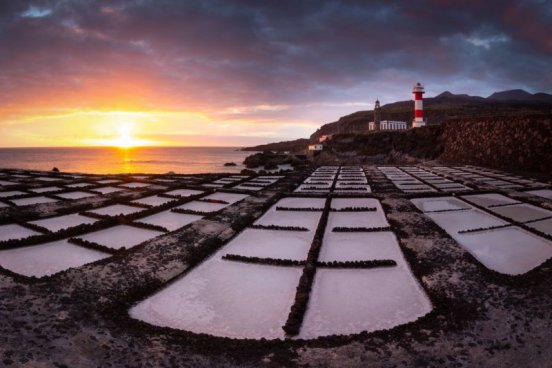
left=1, top=0, right=551, bottom=147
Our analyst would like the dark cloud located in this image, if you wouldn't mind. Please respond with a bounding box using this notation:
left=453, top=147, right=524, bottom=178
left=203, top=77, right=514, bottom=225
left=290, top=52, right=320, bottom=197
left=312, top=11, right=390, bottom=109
left=1, top=0, right=551, bottom=117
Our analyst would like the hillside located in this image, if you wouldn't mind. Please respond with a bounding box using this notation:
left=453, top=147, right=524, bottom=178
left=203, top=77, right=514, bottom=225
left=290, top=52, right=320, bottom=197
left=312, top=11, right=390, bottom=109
left=316, top=116, right=552, bottom=175
left=310, top=90, right=552, bottom=141
left=241, top=89, right=552, bottom=153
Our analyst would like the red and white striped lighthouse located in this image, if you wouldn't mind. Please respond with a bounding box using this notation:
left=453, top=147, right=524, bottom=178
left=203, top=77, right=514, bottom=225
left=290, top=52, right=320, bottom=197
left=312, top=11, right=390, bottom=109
left=412, top=82, right=425, bottom=128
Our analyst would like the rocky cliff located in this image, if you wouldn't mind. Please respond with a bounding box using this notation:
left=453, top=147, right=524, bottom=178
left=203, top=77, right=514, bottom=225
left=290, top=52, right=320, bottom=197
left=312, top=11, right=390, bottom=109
left=440, top=117, right=551, bottom=174
left=318, top=116, right=551, bottom=175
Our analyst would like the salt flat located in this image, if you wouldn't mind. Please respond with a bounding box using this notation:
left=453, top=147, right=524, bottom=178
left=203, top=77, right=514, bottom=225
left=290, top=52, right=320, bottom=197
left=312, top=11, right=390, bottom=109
left=327, top=211, right=389, bottom=230
left=132, top=195, right=174, bottom=207
left=440, top=186, right=471, bottom=192
left=130, top=257, right=302, bottom=339
left=201, top=192, right=249, bottom=205
left=165, top=189, right=203, bottom=197
left=29, top=186, right=63, bottom=193
left=213, top=179, right=237, bottom=184
left=254, top=209, right=322, bottom=230
left=89, top=204, right=144, bottom=216
left=274, top=197, right=325, bottom=210
left=57, top=191, right=95, bottom=200
left=330, top=198, right=382, bottom=210
left=462, top=193, right=519, bottom=208
left=12, top=196, right=59, bottom=206
left=137, top=210, right=202, bottom=231
left=433, top=182, right=466, bottom=188
left=221, top=228, right=312, bottom=260
left=0, top=239, right=109, bottom=277
left=203, top=183, right=225, bottom=188
left=65, top=182, right=93, bottom=188
left=36, top=177, right=60, bottom=182
left=93, top=186, right=124, bottom=194
left=526, top=218, right=552, bottom=236
left=1, top=164, right=550, bottom=366
left=232, top=184, right=263, bottom=191
left=76, top=225, right=164, bottom=250
left=119, top=182, right=150, bottom=189
left=335, top=181, right=369, bottom=188
left=426, top=209, right=506, bottom=233
left=177, top=201, right=228, bottom=213
left=298, top=267, right=432, bottom=339
left=490, top=203, right=552, bottom=223
left=0, top=223, right=41, bottom=241
left=453, top=227, right=552, bottom=275
left=319, top=231, right=401, bottom=262
left=526, top=189, right=552, bottom=200
left=304, top=179, right=332, bottom=185
left=0, top=191, right=26, bottom=198
left=29, top=213, right=97, bottom=232
left=294, top=185, right=329, bottom=193
left=334, top=186, right=371, bottom=193
left=96, top=179, right=121, bottom=184
left=411, top=197, right=471, bottom=212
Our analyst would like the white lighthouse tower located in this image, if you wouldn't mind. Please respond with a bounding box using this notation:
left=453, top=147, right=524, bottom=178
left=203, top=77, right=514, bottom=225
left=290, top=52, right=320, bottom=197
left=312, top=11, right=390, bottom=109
left=412, top=82, right=425, bottom=128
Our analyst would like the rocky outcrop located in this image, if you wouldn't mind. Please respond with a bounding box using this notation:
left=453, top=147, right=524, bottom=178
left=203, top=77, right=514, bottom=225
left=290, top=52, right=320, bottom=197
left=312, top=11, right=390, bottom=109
left=319, top=125, right=445, bottom=160
left=440, top=117, right=552, bottom=174
left=241, top=138, right=310, bottom=152
left=243, top=151, right=306, bottom=169
left=318, top=116, right=551, bottom=175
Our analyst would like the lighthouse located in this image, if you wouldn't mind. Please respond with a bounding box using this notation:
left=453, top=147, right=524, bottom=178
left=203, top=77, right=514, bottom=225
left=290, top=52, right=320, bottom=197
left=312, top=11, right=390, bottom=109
left=412, top=82, right=425, bottom=128
left=373, top=99, right=381, bottom=130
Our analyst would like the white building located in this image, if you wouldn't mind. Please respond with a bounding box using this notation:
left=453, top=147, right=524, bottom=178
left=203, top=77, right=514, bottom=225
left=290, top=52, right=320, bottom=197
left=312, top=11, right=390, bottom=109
left=369, top=120, right=407, bottom=131
left=308, top=144, right=323, bottom=151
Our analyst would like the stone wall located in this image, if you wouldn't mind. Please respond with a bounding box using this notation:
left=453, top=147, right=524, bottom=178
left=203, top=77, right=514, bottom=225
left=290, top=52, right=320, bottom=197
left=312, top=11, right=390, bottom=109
left=440, top=117, right=552, bottom=174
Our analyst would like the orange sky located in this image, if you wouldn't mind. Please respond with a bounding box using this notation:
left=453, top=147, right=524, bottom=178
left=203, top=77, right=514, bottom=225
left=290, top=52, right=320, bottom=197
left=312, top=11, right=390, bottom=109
left=0, top=78, right=323, bottom=147
left=2, top=1, right=550, bottom=147
left=0, top=67, right=352, bottom=147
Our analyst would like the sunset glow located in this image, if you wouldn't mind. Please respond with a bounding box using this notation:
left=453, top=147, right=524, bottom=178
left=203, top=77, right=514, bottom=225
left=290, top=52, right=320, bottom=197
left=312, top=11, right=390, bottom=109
left=106, top=123, right=140, bottom=148
left=0, top=1, right=550, bottom=148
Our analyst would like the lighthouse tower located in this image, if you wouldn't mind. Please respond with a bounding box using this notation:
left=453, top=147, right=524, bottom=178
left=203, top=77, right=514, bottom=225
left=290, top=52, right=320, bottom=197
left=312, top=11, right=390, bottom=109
left=412, top=82, right=425, bottom=128
left=374, top=99, right=381, bottom=130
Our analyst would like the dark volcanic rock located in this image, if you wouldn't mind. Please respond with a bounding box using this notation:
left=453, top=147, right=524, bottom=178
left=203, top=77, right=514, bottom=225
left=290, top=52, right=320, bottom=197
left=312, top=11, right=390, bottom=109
left=313, top=116, right=552, bottom=175
left=242, top=138, right=309, bottom=152
left=440, top=117, right=552, bottom=174
left=243, top=151, right=305, bottom=170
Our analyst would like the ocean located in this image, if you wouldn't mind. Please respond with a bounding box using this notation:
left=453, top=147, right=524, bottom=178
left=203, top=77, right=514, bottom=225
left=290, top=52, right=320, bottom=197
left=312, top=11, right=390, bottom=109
left=0, top=147, right=255, bottom=174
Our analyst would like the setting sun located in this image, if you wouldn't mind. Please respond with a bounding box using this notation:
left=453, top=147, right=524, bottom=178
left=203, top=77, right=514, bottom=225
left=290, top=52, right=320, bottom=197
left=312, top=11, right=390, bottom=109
left=113, top=122, right=136, bottom=148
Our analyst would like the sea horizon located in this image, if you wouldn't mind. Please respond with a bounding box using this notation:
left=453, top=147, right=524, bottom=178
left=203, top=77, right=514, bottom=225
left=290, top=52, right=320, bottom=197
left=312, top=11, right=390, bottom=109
left=0, top=146, right=257, bottom=175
